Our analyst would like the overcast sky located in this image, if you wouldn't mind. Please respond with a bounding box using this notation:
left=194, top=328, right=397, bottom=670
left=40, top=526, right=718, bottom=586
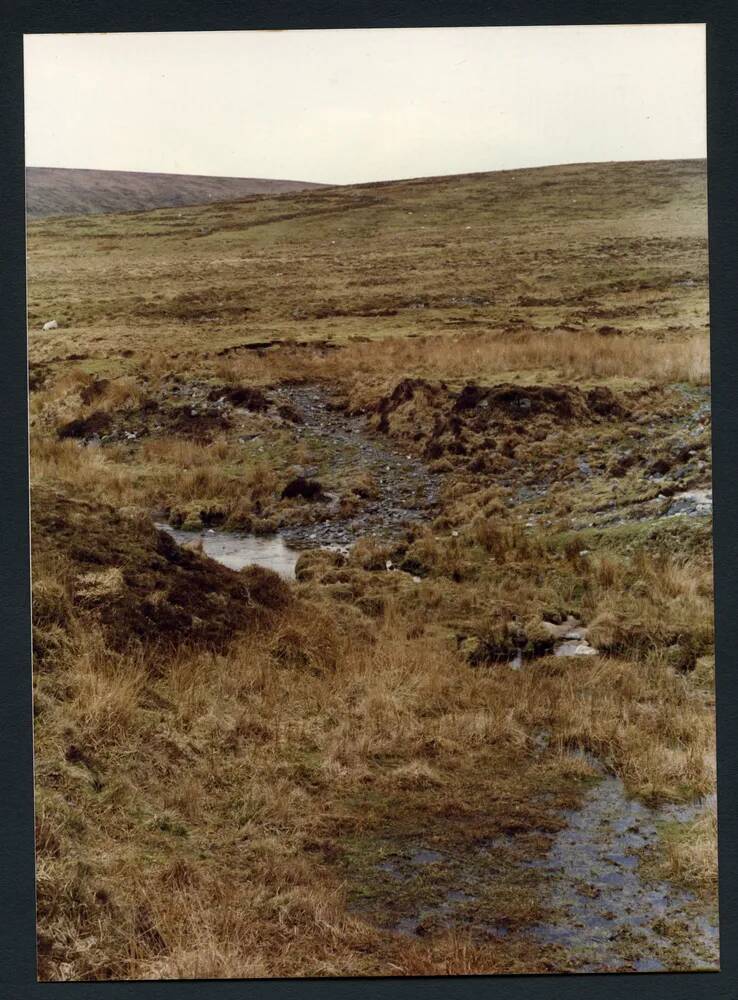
left=24, top=25, right=706, bottom=185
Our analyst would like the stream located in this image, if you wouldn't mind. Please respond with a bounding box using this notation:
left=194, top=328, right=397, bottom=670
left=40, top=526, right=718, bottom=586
left=157, top=382, right=442, bottom=577
left=155, top=382, right=717, bottom=971
left=156, top=523, right=300, bottom=578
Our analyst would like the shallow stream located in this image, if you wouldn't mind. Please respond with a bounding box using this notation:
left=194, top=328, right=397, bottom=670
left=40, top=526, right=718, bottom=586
left=156, top=523, right=300, bottom=579
left=157, top=383, right=717, bottom=971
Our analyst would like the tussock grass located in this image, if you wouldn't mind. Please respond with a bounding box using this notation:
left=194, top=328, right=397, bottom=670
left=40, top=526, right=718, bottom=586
left=29, top=158, right=716, bottom=978
left=33, top=581, right=716, bottom=978
left=662, top=804, right=719, bottom=892
left=217, top=328, right=710, bottom=390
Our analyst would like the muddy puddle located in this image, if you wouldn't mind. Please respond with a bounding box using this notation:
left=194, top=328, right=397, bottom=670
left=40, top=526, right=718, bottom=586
left=156, top=523, right=300, bottom=579
left=357, top=758, right=718, bottom=972
left=524, top=759, right=719, bottom=972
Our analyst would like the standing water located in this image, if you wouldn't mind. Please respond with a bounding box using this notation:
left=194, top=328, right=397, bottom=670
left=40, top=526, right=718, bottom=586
left=156, top=523, right=300, bottom=579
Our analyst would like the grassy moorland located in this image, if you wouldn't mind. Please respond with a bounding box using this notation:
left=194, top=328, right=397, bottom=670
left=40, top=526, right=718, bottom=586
left=26, top=167, right=325, bottom=219
left=28, top=159, right=716, bottom=980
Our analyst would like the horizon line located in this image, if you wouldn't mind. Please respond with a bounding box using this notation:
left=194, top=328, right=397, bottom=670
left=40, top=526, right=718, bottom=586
left=25, top=155, right=708, bottom=190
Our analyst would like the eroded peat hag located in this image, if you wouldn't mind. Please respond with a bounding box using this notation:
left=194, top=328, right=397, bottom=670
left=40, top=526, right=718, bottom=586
left=156, top=383, right=441, bottom=577
left=28, top=160, right=717, bottom=979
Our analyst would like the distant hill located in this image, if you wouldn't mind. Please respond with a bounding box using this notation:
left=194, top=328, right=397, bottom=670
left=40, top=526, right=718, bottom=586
left=25, top=167, right=327, bottom=218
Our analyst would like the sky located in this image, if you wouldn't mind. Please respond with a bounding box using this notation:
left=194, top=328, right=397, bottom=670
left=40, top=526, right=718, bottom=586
left=24, top=25, right=706, bottom=185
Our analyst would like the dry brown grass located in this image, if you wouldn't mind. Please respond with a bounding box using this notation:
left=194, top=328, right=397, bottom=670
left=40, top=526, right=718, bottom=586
left=32, top=483, right=716, bottom=958
left=213, top=328, right=710, bottom=392
left=28, top=159, right=716, bottom=979
left=33, top=581, right=717, bottom=979
left=662, top=803, right=719, bottom=892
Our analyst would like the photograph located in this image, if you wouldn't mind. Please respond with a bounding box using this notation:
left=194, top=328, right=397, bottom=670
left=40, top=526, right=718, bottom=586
left=25, top=24, right=718, bottom=980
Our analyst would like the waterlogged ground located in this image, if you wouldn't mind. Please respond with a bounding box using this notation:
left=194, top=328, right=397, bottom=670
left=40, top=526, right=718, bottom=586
left=153, top=383, right=717, bottom=973
left=525, top=757, right=718, bottom=971
left=344, top=755, right=718, bottom=973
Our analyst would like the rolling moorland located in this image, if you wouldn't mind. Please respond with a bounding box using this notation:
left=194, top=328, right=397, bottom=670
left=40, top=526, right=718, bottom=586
left=26, top=167, right=325, bottom=219
left=28, top=159, right=716, bottom=979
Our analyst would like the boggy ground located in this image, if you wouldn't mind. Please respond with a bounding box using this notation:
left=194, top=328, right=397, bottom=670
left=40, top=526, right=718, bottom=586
left=28, top=160, right=717, bottom=980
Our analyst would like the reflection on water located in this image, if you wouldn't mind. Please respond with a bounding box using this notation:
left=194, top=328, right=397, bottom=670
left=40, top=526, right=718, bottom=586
left=525, top=760, right=719, bottom=971
left=156, top=523, right=300, bottom=579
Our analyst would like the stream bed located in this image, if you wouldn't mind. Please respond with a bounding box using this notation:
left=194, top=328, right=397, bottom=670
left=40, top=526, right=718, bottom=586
left=270, top=383, right=441, bottom=548
left=156, top=382, right=717, bottom=971
left=156, top=382, right=442, bottom=578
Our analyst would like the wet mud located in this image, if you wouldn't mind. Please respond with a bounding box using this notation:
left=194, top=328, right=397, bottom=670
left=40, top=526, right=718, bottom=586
left=353, top=761, right=718, bottom=972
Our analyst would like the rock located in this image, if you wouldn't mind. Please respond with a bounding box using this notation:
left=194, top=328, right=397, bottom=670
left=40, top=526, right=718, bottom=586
left=540, top=615, right=581, bottom=640
left=281, top=477, right=325, bottom=502
left=554, top=639, right=598, bottom=657
left=542, top=611, right=566, bottom=625
left=540, top=621, right=564, bottom=639
left=666, top=489, right=712, bottom=517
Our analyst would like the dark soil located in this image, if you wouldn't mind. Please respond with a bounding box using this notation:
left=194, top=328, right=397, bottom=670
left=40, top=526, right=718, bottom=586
left=281, top=477, right=325, bottom=501
left=57, top=411, right=114, bottom=440
left=31, top=485, right=283, bottom=656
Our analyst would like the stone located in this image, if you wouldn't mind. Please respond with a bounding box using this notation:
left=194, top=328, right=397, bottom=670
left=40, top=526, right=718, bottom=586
left=281, top=477, right=325, bottom=501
